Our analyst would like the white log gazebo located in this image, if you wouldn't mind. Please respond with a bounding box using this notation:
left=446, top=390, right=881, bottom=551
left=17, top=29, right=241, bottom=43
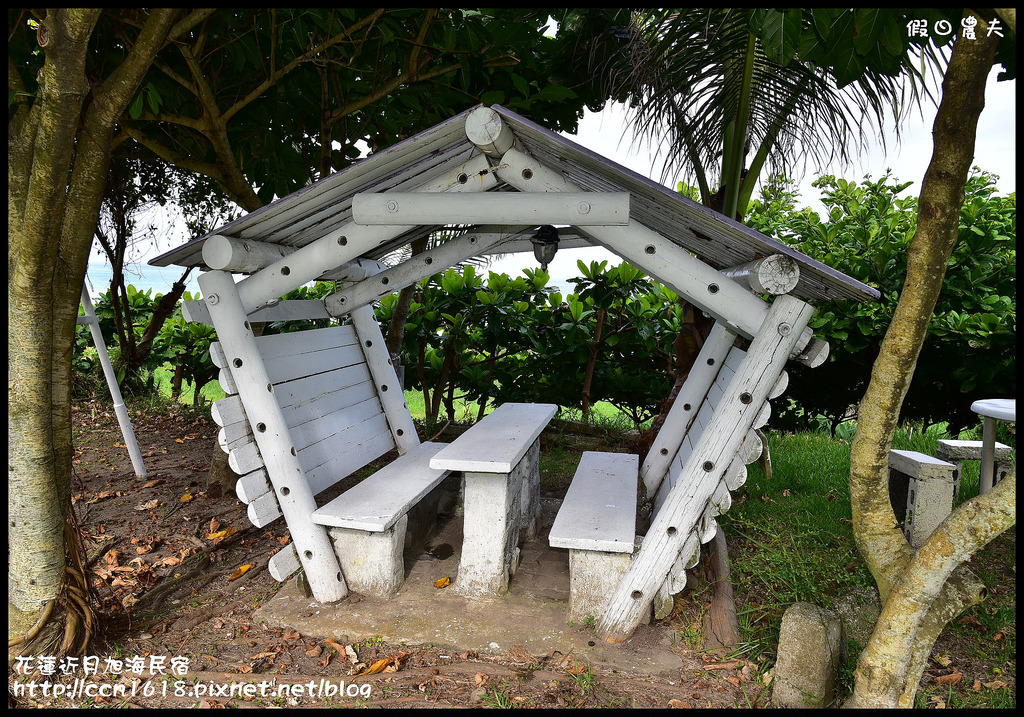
left=152, top=105, right=878, bottom=642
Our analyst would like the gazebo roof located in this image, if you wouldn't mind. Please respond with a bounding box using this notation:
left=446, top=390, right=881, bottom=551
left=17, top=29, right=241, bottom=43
left=152, top=104, right=878, bottom=303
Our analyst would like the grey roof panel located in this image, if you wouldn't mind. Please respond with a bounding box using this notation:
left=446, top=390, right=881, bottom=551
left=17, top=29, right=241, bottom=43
left=152, top=104, right=878, bottom=303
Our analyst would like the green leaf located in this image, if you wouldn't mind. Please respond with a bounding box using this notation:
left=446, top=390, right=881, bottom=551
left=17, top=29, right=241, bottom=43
left=510, top=73, right=530, bottom=98
left=759, top=9, right=802, bottom=66
left=146, top=84, right=161, bottom=116
left=128, top=92, right=144, bottom=120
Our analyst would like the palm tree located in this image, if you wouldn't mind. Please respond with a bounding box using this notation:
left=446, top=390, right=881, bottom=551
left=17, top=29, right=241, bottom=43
left=591, top=8, right=947, bottom=220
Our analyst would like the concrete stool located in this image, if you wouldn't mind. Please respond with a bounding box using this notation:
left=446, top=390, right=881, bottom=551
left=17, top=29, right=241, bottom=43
left=888, top=449, right=956, bottom=548
left=935, top=439, right=1012, bottom=500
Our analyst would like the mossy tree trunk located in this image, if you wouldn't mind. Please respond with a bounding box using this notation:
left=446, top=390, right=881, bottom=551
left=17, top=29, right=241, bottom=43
left=8, top=8, right=198, bottom=657
left=846, top=13, right=1014, bottom=708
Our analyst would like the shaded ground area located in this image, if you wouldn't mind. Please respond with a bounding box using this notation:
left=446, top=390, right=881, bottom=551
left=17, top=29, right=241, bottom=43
left=9, top=399, right=1014, bottom=708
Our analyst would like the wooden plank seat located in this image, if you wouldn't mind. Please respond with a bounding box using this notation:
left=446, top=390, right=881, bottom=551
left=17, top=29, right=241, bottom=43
left=203, top=305, right=458, bottom=599
left=548, top=319, right=791, bottom=623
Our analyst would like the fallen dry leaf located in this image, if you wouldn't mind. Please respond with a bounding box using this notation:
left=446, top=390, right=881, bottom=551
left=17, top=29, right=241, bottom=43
left=983, top=680, right=1009, bottom=690
left=434, top=576, right=451, bottom=589
left=360, top=658, right=391, bottom=676
left=475, top=672, right=488, bottom=686
left=208, top=527, right=237, bottom=541
left=934, top=671, right=963, bottom=686
left=143, top=479, right=163, bottom=488
left=324, top=638, right=347, bottom=655
left=135, top=499, right=160, bottom=511
left=226, top=564, right=252, bottom=581
left=181, top=493, right=193, bottom=503
left=305, top=645, right=322, bottom=658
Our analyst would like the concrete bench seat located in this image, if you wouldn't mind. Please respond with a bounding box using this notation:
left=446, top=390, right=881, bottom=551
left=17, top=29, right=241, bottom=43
left=430, top=402, right=557, bottom=595
left=888, top=449, right=956, bottom=547
left=309, top=441, right=451, bottom=597
left=935, top=438, right=1013, bottom=498
left=549, top=451, right=638, bottom=622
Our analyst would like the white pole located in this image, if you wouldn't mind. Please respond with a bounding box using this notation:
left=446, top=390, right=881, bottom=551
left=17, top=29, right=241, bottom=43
left=79, top=284, right=148, bottom=478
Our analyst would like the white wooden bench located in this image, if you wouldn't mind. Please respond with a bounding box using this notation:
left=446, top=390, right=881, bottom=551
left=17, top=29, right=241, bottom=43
left=935, top=438, right=1012, bottom=500
left=206, top=305, right=456, bottom=598
left=549, top=451, right=639, bottom=622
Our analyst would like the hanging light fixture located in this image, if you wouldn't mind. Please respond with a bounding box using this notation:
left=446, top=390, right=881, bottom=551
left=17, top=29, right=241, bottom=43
left=530, top=225, right=560, bottom=271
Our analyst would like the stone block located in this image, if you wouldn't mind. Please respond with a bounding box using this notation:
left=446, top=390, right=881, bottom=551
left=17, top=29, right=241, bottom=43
left=329, top=515, right=407, bottom=598
left=888, top=449, right=955, bottom=548
left=772, top=602, right=843, bottom=709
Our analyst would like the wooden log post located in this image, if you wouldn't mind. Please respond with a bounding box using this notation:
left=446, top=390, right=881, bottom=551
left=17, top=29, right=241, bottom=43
left=596, top=294, right=815, bottom=642
left=721, top=254, right=800, bottom=296
left=203, top=235, right=296, bottom=273
left=350, top=191, right=631, bottom=227
left=640, top=323, right=738, bottom=499
left=198, top=270, right=348, bottom=603
left=349, top=304, right=419, bottom=454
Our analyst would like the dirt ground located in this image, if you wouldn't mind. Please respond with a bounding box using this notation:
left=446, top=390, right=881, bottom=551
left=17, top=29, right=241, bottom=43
left=9, top=399, right=1014, bottom=708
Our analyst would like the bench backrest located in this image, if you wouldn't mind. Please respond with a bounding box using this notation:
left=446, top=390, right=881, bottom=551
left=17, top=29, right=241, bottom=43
left=211, top=319, right=412, bottom=528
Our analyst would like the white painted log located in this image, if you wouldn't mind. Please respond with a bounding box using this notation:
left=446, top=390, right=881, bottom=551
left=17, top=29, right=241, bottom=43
left=325, top=227, right=524, bottom=316
left=351, top=191, right=631, bottom=227
left=721, top=254, right=800, bottom=295
left=80, top=287, right=147, bottom=478
left=641, top=323, right=737, bottom=497
left=268, top=544, right=301, bottom=582
left=235, top=468, right=271, bottom=504
left=184, top=299, right=331, bottom=326
left=198, top=270, right=348, bottom=603
left=597, top=294, right=815, bottom=642
left=769, top=370, right=789, bottom=400
left=217, top=368, right=237, bottom=396
left=492, top=147, right=818, bottom=364
left=465, top=106, right=516, bottom=157
left=796, top=337, right=830, bottom=368
left=236, top=154, right=496, bottom=313
left=350, top=305, right=420, bottom=453
left=202, top=235, right=295, bottom=273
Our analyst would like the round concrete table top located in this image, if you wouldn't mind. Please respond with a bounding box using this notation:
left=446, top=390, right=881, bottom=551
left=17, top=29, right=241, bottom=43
left=970, top=398, right=1015, bottom=422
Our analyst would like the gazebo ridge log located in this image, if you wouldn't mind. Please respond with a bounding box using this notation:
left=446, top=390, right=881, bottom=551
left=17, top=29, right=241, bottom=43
left=152, top=105, right=878, bottom=641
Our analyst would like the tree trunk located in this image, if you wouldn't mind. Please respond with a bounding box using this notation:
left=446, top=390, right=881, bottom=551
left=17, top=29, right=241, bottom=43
left=8, top=8, right=190, bottom=655
left=846, top=16, right=1008, bottom=708
left=700, top=528, right=742, bottom=650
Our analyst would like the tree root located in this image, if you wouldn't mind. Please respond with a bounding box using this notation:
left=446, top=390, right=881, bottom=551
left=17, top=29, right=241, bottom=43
left=9, top=510, right=97, bottom=660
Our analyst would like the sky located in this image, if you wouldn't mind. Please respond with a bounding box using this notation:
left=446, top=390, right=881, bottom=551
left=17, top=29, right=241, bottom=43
left=86, top=56, right=1016, bottom=299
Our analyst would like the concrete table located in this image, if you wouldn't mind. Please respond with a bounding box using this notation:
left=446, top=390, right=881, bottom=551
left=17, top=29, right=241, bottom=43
left=970, top=398, right=1015, bottom=494
left=430, top=403, right=557, bottom=595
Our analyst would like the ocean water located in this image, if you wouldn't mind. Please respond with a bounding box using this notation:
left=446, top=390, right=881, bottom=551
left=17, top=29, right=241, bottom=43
left=84, top=263, right=204, bottom=300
